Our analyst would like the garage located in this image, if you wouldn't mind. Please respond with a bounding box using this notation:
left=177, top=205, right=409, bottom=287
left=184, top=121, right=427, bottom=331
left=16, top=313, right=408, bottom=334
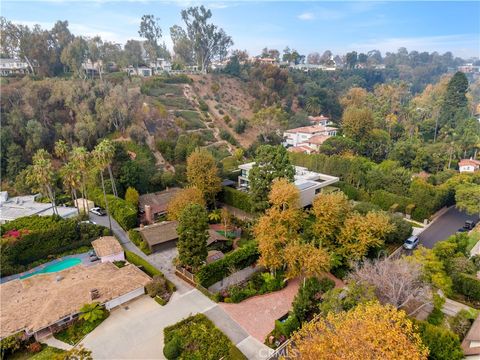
left=105, top=287, right=146, bottom=310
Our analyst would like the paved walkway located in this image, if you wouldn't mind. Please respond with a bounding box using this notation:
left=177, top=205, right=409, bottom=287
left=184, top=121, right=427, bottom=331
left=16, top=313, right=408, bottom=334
left=442, top=298, right=475, bottom=317
left=88, top=214, right=272, bottom=359
left=220, top=278, right=301, bottom=342
left=42, top=336, right=73, bottom=351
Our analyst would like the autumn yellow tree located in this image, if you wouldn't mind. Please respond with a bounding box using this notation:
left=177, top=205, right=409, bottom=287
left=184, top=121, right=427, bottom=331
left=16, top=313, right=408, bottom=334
left=186, top=149, right=221, bottom=204
left=337, top=211, right=394, bottom=260
left=166, top=187, right=206, bottom=221
left=268, top=178, right=300, bottom=210
left=311, top=192, right=352, bottom=247
left=340, top=87, right=369, bottom=109
left=283, top=242, right=330, bottom=280
left=341, top=107, right=374, bottom=141
left=288, top=302, right=429, bottom=360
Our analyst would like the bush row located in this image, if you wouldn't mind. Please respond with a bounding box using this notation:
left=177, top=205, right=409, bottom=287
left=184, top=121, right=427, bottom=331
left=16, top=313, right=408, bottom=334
left=128, top=229, right=151, bottom=255
left=90, top=189, right=138, bottom=230
left=219, top=186, right=254, bottom=213
left=195, top=242, right=259, bottom=288
left=221, top=271, right=285, bottom=303
left=1, top=216, right=107, bottom=276
left=452, top=272, right=480, bottom=302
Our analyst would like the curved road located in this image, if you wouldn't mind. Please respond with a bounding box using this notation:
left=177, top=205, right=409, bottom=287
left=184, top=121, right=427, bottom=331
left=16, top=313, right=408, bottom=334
left=419, top=207, right=479, bottom=249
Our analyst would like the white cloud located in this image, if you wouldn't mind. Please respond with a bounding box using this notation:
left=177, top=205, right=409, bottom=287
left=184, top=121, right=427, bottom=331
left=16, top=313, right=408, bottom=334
left=297, top=12, right=314, bottom=21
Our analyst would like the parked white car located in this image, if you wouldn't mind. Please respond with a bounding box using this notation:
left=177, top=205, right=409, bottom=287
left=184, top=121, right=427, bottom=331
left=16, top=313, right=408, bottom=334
left=89, top=207, right=106, bottom=216
left=403, top=235, right=419, bottom=250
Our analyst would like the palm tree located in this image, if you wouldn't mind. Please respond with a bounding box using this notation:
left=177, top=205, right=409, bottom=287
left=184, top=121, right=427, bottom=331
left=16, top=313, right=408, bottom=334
left=93, top=139, right=118, bottom=197
left=79, top=302, right=105, bottom=323
left=71, top=147, right=92, bottom=216
left=93, top=140, right=114, bottom=231
left=28, top=149, right=58, bottom=215
left=61, top=161, right=82, bottom=216
left=305, top=96, right=321, bottom=116
left=54, top=139, right=69, bottom=163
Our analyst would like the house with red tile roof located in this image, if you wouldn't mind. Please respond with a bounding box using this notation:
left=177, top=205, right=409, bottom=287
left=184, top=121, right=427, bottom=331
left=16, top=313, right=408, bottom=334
left=459, top=158, right=480, bottom=173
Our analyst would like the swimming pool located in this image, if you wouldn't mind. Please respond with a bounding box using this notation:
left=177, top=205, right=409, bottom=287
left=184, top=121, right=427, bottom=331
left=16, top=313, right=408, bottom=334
left=20, top=258, right=82, bottom=279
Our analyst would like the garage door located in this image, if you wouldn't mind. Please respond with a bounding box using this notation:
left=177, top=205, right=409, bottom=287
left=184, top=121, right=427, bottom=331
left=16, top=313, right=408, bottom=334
left=152, top=240, right=177, bottom=253
left=105, top=287, right=145, bottom=310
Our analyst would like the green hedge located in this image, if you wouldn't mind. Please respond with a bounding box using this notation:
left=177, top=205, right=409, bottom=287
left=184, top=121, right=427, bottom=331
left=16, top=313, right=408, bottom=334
left=219, top=187, right=254, bottom=213
left=128, top=229, right=151, bottom=255
left=1, top=216, right=106, bottom=276
left=370, top=190, right=411, bottom=213
left=452, top=272, right=480, bottom=301
left=90, top=189, right=138, bottom=230
left=195, top=242, right=259, bottom=288
left=415, top=320, right=463, bottom=360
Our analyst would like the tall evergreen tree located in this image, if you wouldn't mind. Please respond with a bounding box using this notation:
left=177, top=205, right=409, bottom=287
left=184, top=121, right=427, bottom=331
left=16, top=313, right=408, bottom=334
left=438, top=72, right=469, bottom=133
left=177, top=203, right=209, bottom=271
left=248, top=145, right=295, bottom=212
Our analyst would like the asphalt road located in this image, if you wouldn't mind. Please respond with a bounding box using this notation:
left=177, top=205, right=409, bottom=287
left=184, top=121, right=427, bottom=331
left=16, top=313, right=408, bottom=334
left=419, top=207, right=479, bottom=249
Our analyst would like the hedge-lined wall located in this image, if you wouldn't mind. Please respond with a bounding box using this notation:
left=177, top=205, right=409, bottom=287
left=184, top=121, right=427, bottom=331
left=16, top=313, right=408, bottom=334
left=1, top=216, right=108, bottom=276
left=452, top=272, right=480, bottom=301
left=195, top=242, right=259, bottom=288
left=90, top=188, right=138, bottom=230
left=219, top=187, right=254, bottom=213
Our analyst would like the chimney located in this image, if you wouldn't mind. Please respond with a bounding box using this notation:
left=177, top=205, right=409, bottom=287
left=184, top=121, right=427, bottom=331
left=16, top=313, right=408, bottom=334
left=90, top=288, right=100, bottom=300
left=145, top=205, right=153, bottom=224
left=56, top=275, right=63, bottom=282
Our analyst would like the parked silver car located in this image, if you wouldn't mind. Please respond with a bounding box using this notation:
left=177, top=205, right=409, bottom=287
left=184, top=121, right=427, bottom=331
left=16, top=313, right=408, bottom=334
left=403, top=235, right=419, bottom=250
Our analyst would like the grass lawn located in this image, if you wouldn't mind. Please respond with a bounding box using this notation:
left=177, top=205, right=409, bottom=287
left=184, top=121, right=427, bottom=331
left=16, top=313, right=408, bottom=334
left=54, top=312, right=109, bottom=345
left=163, top=314, right=246, bottom=360
left=29, top=346, right=66, bottom=360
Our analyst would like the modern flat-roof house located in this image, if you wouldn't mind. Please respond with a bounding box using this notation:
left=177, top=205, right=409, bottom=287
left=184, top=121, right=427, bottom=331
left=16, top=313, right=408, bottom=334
left=283, top=124, right=337, bottom=154
left=0, top=58, right=29, bottom=76
left=237, top=163, right=339, bottom=207
left=0, top=192, right=77, bottom=224
left=0, top=262, right=150, bottom=340
left=138, top=221, right=228, bottom=253
left=459, top=158, right=480, bottom=173
left=92, top=236, right=125, bottom=263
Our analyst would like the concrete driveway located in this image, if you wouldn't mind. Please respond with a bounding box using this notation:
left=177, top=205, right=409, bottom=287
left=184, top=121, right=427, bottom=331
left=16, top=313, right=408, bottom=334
left=419, top=207, right=479, bottom=248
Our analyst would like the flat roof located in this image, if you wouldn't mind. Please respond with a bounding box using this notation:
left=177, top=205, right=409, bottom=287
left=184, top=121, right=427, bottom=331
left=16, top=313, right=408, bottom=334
left=0, top=262, right=150, bottom=338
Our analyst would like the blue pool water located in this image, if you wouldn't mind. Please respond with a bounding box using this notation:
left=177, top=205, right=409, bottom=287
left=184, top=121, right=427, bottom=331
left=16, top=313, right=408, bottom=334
left=20, top=258, right=82, bottom=279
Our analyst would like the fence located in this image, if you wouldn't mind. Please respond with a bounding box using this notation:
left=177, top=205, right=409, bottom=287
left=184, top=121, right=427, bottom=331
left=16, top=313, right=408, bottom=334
left=175, top=266, right=214, bottom=298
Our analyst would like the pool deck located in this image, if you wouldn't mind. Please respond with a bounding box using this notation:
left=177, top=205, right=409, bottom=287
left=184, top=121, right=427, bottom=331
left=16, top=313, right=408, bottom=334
left=0, top=252, right=95, bottom=284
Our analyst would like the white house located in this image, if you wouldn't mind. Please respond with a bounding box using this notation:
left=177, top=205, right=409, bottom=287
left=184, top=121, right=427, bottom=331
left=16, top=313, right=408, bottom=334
left=237, top=162, right=339, bottom=207
left=150, top=58, right=172, bottom=74
left=283, top=124, right=337, bottom=153
left=126, top=66, right=153, bottom=77
left=92, top=236, right=125, bottom=263
left=0, top=58, right=29, bottom=76
left=459, top=159, right=480, bottom=173
left=308, top=115, right=330, bottom=126
left=0, top=192, right=77, bottom=224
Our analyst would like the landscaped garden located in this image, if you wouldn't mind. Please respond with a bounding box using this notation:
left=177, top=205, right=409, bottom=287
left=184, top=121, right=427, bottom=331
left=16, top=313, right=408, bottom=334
left=0, top=216, right=109, bottom=277
left=163, top=314, right=246, bottom=360
left=54, top=303, right=109, bottom=345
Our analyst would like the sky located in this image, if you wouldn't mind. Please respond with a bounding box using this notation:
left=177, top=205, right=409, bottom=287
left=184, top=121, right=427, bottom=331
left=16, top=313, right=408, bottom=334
left=2, top=1, right=480, bottom=58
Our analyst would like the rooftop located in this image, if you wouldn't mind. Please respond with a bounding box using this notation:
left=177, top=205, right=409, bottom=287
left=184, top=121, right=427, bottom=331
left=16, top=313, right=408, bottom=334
left=138, top=188, right=181, bottom=214
left=138, top=221, right=228, bottom=247
left=0, top=262, right=150, bottom=338
left=92, top=236, right=123, bottom=258
left=459, top=158, right=480, bottom=167
left=284, top=125, right=337, bottom=135
left=461, top=314, right=480, bottom=356
left=305, top=134, right=331, bottom=145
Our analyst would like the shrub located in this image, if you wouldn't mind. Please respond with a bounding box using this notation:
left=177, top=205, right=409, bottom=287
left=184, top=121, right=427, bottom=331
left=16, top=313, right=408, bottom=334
left=219, top=186, right=254, bottom=213
left=163, top=336, right=182, bottom=359
left=198, top=99, right=209, bottom=111
left=27, top=342, right=42, bottom=353
left=336, top=181, right=360, bottom=200
left=452, top=272, right=480, bottom=301
left=353, top=201, right=381, bottom=214
left=234, top=119, right=247, bottom=134
left=292, top=277, right=329, bottom=322
left=274, top=314, right=300, bottom=337
left=195, top=242, right=259, bottom=287
left=146, top=275, right=169, bottom=298
left=370, top=190, right=411, bottom=213
left=415, top=320, right=463, bottom=360
left=128, top=230, right=151, bottom=255
left=412, top=206, right=430, bottom=222
left=219, top=129, right=238, bottom=145
left=385, top=215, right=413, bottom=245
left=449, top=309, right=475, bottom=339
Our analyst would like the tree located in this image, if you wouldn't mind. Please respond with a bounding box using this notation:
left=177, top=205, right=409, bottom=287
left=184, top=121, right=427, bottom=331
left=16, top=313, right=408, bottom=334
left=125, top=187, right=139, bottom=207
left=92, top=140, right=115, bottom=231
left=416, top=321, right=463, bottom=360
left=186, top=148, right=221, bottom=205
left=410, top=246, right=453, bottom=295
left=349, top=257, right=431, bottom=314
left=27, top=149, right=58, bottom=215
left=288, top=302, right=429, bottom=360
left=292, top=277, right=334, bottom=322
left=439, top=72, right=469, bottom=130
left=61, top=37, right=88, bottom=78
left=61, top=161, right=82, bottom=216
left=54, top=139, right=69, bottom=162
left=251, top=106, right=288, bottom=140
left=79, top=303, right=105, bottom=323
left=312, top=192, right=352, bottom=248
left=177, top=203, right=209, bottom=270
left=268, top=178, right=300, bottom=210
left=170, top=25, right=194, bottom=65
left=180, top=5, right=233, bottom=71
left=305, top=96, right=321, bottom=115
left=345, top=51, right=358, bottom=69
left=70, top=147, right=91, bottom=215
left=340, top=87, right=369, bottom=109
left=307, top=52, right=320, bottom=65
left=124, top=39, right=143, bottom=68
left=220, top=207, right=231, bottom=236
left=248, top=145, right=295, bottom=212
left=166, top=187, right=206, bottom=221
left=455, top=183, right=480, bottom=217
left=283, top=241, right=331, bottom=280
left=337, top=211, right=394, bottom=260
left=341, top=107, right=374, bottom=141
left=139, top=14, right=163, bottom=61
left=320, top=50, right=333, bottom=64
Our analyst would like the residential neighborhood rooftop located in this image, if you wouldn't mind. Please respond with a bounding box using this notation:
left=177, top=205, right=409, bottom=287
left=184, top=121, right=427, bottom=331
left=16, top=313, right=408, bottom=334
left=138, top=188, right=181, bottom=214
left=0, top=262, right=150, bottom=339
left=461, top=314, right=480, bottom=356
left=284, top=125, right=338, bottom=134
left=92, top=236, right=123, bottom=258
